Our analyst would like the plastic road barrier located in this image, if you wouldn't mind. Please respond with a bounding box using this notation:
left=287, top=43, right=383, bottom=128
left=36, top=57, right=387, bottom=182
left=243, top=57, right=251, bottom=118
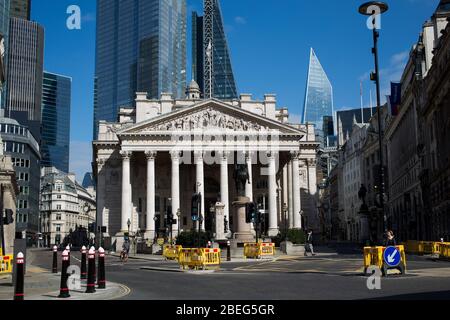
left=405, top=240, right=420, bottom=254
left=405, top=240, right=450, bottom=256
left=178, top=248, right=221, bottom=270
left=243, top=243, right=260, bottom=259
left=0, top=255, right=13, bottom=274
left=244, top=243, right=276, bottom=259
left=163, top=245, right=183, bottom=261
left=364, top=245, right=406, bottom=277
left=439, top=244, right=450, bottom=260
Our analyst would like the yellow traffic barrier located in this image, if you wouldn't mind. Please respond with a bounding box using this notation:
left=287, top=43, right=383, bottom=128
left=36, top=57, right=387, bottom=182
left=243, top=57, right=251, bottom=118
left=421, top=241, right=440, bottom=255
left=244, top=243, right=260, bottom=259
left=363, top=246, right=384, bottom=272
left=244, top=243, right=275, bottom=259
left=163, top=244, right=183, bottom=260
left=201, top=248, right=221, bottom=270
left=405, top=240, right=420, bottom=254
left=178, top=248, right=221, bottom=270
left=260, top=243, right=275, bottom=257
left=405, top=240, right=450, bottom=256
left=0, top=255, right=13, bottom=274
left=439, top=244, right=450, bottom=260
left=363, top=246, right=406, bottom=276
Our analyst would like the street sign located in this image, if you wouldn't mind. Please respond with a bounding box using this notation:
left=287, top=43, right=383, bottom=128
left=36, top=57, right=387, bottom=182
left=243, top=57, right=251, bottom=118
left=383, top=246, right=401, bottom=267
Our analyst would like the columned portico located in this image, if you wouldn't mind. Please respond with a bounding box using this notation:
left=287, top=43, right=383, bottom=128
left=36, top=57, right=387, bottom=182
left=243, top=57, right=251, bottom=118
left=95, top=98, right=319, bottom=245
left=121, top=151, right=132, bottom=233
left=171, top=151, right=180, bottom=235
left=268, top=153, right=279, bottom=236
left=145, top=151, right=156, bottom=239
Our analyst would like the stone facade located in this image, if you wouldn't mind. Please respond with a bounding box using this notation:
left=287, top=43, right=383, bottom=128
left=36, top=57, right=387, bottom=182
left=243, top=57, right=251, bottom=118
left=0, top=139, right=18, bottom=255
left=94, top=91, right=319, bottom=249
left=40, top=167, right=96, bottom=247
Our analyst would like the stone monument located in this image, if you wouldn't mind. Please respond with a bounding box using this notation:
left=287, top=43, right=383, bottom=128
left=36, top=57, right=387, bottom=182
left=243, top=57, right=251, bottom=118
left=232, top=163, right=254, bottom=243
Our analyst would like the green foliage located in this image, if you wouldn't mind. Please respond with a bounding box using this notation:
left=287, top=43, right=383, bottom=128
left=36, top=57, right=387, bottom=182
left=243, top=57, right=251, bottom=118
left=175, top=230, right=212, bottom=248
left=272, top=229, right=306, bottom=246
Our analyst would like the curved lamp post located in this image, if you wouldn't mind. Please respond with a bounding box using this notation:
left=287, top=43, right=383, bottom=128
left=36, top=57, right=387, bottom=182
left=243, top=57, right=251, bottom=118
left=359, top=1, right=389, bottom=233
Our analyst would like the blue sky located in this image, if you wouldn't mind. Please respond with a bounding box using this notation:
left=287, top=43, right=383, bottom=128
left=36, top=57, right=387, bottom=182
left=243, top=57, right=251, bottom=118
left=31, top=0, right=440, bottom=181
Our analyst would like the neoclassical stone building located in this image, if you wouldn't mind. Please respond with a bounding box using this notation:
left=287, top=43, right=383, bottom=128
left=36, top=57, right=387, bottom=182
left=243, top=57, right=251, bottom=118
left=94, top=83, right=319, bottom=246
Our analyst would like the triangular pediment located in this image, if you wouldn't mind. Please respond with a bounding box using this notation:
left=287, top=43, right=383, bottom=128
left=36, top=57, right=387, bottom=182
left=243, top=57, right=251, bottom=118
left=118, top=99, right=305, bottom=136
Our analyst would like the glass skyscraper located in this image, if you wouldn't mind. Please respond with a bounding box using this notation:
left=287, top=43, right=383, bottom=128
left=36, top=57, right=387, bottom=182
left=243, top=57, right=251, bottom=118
left=192, top=0, right=238, bottom=100
left=5, top=17, right=44, bottom=141
left=94, top=0, right=187, bottom=138
left=41, top=72, right=71, bottom=173
left=10, top=0, right=30, bottom=20
left=0, top=0, right=10, bottom=108
left=302, top=48, right=334, bottom=138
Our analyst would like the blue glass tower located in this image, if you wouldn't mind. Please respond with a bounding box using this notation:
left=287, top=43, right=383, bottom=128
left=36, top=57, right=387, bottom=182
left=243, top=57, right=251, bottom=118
left=302, top=48, right=334, bottom=139
left=94, top=0, right=187, bottom=138
left=192, top=0, right=238, bottom=100
left=41, top=72, right=71, bottom=173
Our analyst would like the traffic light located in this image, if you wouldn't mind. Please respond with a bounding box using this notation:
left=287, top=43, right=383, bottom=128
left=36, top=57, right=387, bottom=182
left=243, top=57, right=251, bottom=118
left=191, top=193, right=201, bottom=219
left=245, top=202, right=257, bottom=223
left=4, top=209, right=14, bottom=225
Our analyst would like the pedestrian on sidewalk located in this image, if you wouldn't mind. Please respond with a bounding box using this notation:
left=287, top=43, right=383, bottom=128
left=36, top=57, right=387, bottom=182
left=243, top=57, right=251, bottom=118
left=304, top=230, right=316, bottom=257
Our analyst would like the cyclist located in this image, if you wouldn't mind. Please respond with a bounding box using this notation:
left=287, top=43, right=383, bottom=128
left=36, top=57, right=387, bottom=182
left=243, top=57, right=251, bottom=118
left=121, top=238, right=130, bottom=262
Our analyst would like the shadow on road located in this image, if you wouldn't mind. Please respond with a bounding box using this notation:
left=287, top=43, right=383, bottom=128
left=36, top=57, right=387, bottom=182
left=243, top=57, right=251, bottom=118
left=367, top=290, right=450, bottom=300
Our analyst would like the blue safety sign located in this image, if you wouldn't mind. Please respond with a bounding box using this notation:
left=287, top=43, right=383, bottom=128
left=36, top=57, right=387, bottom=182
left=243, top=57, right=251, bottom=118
left=383, top=246, right=401, bottom=267
left=192, top=215, right=199, bottom=221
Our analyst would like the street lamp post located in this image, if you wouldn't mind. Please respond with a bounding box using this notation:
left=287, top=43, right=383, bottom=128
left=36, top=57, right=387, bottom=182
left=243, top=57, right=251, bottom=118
left=359, top=1, right=389, bottom=233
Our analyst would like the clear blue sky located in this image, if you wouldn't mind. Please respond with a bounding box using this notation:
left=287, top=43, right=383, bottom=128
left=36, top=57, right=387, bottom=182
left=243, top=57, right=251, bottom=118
left=31, top=0, right=440, bottom=181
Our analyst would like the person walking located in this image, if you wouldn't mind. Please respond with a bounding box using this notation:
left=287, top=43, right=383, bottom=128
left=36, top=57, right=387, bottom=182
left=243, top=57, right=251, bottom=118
left=304, top=230, right=316, bottom=257
left=383, top=230, right=397, bottom=247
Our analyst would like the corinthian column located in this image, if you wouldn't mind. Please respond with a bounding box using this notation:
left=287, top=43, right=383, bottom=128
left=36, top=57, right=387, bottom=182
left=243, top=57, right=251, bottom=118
left=291, top=152, right=302, bottom=229
left=220, top=152, right=230, bottom=232
left=195, top=151, right=205, bottom=231
left=145, top=151, right=156, bottom=240
left=171, top=151, right=180, bottom=235
left=268, top=153, right=279, bottom=236
left=121, top=151, right=132, bottom=233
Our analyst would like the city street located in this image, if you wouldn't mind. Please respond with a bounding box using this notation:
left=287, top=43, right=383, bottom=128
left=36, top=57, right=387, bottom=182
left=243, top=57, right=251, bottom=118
left=27, top=249, right=450, bottom=300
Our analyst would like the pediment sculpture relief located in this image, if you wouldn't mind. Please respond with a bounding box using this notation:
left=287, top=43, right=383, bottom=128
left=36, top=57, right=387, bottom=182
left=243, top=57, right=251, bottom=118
left=139, top=108, right=270, bottom=132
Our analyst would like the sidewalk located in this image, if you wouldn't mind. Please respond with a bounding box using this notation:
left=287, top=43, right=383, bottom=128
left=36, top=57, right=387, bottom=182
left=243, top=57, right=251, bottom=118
left=0, top=267, right=129, bottom=301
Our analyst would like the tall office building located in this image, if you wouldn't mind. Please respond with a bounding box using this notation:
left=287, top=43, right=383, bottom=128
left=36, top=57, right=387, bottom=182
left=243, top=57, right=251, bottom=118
left=94, top=0, right=187, bottom=138
left=192, top=0, right=238, bottom=100
left=10, top=0, right=30, bottom=19
left=0, top=0, right=10, bottom=108
left=302, top=48, right=334, bottom=138
left=336, top=107, right=373, bottom=147
left=41, top=72, right=71, bottom=173
left=5, top=17, right=44, bottom=140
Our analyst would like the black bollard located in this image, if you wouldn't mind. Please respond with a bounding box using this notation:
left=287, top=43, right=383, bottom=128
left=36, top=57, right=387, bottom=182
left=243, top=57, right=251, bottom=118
left=66, top=245, right=71, bottom=266
left=227, top=241, right=231, bottom=262
left=80, top=246, right=87, bottom=280
left=90, top=246, right=97, bottom=283
left=97, top=247, right=106, bottom=289
left=86, top=247, right=96, bottom=293
left=14, top=252, right=25, bottom=301
left=52, top=245, right=58, bottom=273
left=58, top=250, right=70, bottom=298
